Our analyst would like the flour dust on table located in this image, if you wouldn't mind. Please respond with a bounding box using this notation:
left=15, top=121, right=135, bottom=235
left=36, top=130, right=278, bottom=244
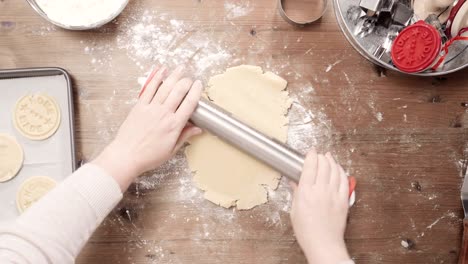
left=185, top=65, right=292, bottom=210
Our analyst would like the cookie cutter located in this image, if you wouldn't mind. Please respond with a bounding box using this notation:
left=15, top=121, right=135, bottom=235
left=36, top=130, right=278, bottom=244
left=278, top=0, right=328, bottom=26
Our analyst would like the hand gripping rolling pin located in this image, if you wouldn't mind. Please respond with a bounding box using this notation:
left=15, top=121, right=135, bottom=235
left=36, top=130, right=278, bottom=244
left=138, top=70, right=303, bottom=180
left=190, top=98, right=305, bottom=183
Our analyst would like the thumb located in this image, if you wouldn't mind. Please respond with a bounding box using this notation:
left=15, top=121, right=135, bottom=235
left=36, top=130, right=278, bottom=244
left=173, top=125, right=203, bottom=154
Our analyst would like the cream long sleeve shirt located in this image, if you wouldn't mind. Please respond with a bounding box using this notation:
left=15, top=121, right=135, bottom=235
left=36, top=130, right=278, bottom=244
left=0, top=163, right=355, bottom=264
left=0, top=164, right=123, bottom=264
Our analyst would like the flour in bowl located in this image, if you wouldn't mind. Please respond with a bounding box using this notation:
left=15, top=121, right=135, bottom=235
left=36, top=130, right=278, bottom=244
left=35, top=0, right=128, bottom=27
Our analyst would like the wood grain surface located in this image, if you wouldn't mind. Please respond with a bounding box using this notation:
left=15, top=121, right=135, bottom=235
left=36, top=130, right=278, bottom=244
left=1, top=0, right=468, bottom=263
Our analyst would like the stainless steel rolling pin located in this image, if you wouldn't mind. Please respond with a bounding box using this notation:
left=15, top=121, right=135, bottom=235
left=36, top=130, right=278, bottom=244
left=190, top=98, right=305, bottom=183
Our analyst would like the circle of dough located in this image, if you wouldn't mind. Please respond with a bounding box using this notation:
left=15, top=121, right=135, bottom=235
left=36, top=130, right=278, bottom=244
left=13, top=93, right=61, bottom=140
left=16, top=176, right=57, bottom=213
left=0, top=133, right=24, bottom=182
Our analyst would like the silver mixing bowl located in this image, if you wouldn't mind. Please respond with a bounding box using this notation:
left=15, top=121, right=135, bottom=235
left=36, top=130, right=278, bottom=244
left=25, top=0, right=130, bottom=30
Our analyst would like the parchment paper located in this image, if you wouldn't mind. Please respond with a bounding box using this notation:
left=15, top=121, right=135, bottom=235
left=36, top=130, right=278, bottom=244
left=0, top=73, right=74, bottom=220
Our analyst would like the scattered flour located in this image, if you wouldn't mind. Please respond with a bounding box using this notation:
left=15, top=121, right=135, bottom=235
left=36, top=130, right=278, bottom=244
left=115, top=10, right=234, bottom=77
left=29, top=24, right=57, bottom=36
left=325, top=60, right=342, bottom=73
left=224, top=1, right=254, bottom=19
left=287, top=95, right=333, bottom=153
left=376, top=112, right=383, bottom=122
left=400, top=240, right=409, bottom=248
left=426, top=211, right=457, bottom=229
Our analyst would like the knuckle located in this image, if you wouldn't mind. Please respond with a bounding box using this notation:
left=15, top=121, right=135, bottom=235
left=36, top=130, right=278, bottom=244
left=183, top=96, right=197, bottom=106
left=178, top=78, right=193, bottom=87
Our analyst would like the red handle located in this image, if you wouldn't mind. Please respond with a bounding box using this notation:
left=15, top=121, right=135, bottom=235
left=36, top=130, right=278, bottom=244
left=348, top=176, right=356, bottom=198
left=459, top=219, right=468, bottom=264
left=138, top=67, right=159, bottom=98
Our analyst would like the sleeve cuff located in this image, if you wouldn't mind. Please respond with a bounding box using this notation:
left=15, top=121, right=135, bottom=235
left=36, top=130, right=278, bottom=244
left=68, top=163, right=123, bottom=222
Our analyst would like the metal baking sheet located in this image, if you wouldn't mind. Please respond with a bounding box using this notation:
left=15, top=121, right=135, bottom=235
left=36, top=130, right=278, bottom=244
left=333, top=0, right=468, bottom=76
left=0, top=67, right=76, bottom=220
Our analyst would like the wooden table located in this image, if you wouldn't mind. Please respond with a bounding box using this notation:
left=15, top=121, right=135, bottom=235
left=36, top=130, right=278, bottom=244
left=2, top=0, right=468, bottom=263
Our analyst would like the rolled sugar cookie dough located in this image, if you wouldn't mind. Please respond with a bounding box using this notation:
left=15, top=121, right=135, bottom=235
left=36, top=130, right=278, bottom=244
left=0, top=133, right=24, bottom=182
left=13, top=93, right=61, bottom=140
left=185, top=65, right=292, bottom=210
left=16, top=176, right=57, bottom=213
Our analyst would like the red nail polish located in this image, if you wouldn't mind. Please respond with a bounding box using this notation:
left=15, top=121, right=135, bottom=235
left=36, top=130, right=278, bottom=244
left=348, top=176, right=356, bottom=197
left=138, top=67, right=159, bottom=98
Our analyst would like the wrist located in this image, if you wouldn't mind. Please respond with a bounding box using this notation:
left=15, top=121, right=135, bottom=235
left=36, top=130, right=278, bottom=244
left=304, top=240, right=350, bottom=264
left=91, top=142, right=140, bottom=192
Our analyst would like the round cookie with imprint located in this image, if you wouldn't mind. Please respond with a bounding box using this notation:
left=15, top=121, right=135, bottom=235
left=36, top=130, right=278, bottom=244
left=0, top=133, right=24, bottom=182
left=13, top=93, right=61, bottom=140
left=16, top=176, right=57, bottom=213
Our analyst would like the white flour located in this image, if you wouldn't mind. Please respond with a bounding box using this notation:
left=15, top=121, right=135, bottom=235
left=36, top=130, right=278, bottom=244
left=224, top=1, right=253, bottom=19
left=36, top=0, right=127, bottom=27
left=116, top=11, right=234, bottom=78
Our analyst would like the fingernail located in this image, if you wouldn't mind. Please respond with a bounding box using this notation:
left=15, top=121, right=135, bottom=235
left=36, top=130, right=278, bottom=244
left=158, top=66, right=167, bottom=77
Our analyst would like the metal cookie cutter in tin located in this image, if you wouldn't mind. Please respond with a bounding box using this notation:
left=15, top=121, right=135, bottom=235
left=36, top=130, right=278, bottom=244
left=278, top=0, right=328, bottom=26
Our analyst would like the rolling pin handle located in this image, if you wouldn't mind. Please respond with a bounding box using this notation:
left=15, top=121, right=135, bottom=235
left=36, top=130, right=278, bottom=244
left=459, top=218, right=468, bottom=264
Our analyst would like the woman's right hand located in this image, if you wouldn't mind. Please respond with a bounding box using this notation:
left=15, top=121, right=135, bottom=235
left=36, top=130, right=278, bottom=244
left=93, top=65, right=203, bottom=191
left=290, top=149, right=351, bottom=264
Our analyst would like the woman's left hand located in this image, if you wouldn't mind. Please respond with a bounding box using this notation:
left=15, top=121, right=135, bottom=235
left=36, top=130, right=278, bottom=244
left=93, top=65, right=203, bottom=191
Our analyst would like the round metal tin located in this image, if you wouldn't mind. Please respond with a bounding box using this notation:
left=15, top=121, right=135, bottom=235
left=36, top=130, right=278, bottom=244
left=333, top=0, right=468, bottom=76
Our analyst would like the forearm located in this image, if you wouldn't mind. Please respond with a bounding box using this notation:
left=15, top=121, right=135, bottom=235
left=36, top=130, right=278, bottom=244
left=303, top=242, right=352, bottom=264
left=0, top=163, right=122, bottom=263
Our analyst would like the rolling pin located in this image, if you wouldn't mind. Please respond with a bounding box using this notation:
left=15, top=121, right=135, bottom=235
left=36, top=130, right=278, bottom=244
left=190, top=98, right=357, bottom=201
left=190, top=97, right=305, bottom=183
left=138, top=69, right=304, bottom=181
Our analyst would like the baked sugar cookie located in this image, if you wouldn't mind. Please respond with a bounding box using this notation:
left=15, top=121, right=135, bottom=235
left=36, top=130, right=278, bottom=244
left=0, top=133, right=24, bottom=182
left=16, top=176, right=57, bottom=213
left=13, top=93, right=61, bottom=140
